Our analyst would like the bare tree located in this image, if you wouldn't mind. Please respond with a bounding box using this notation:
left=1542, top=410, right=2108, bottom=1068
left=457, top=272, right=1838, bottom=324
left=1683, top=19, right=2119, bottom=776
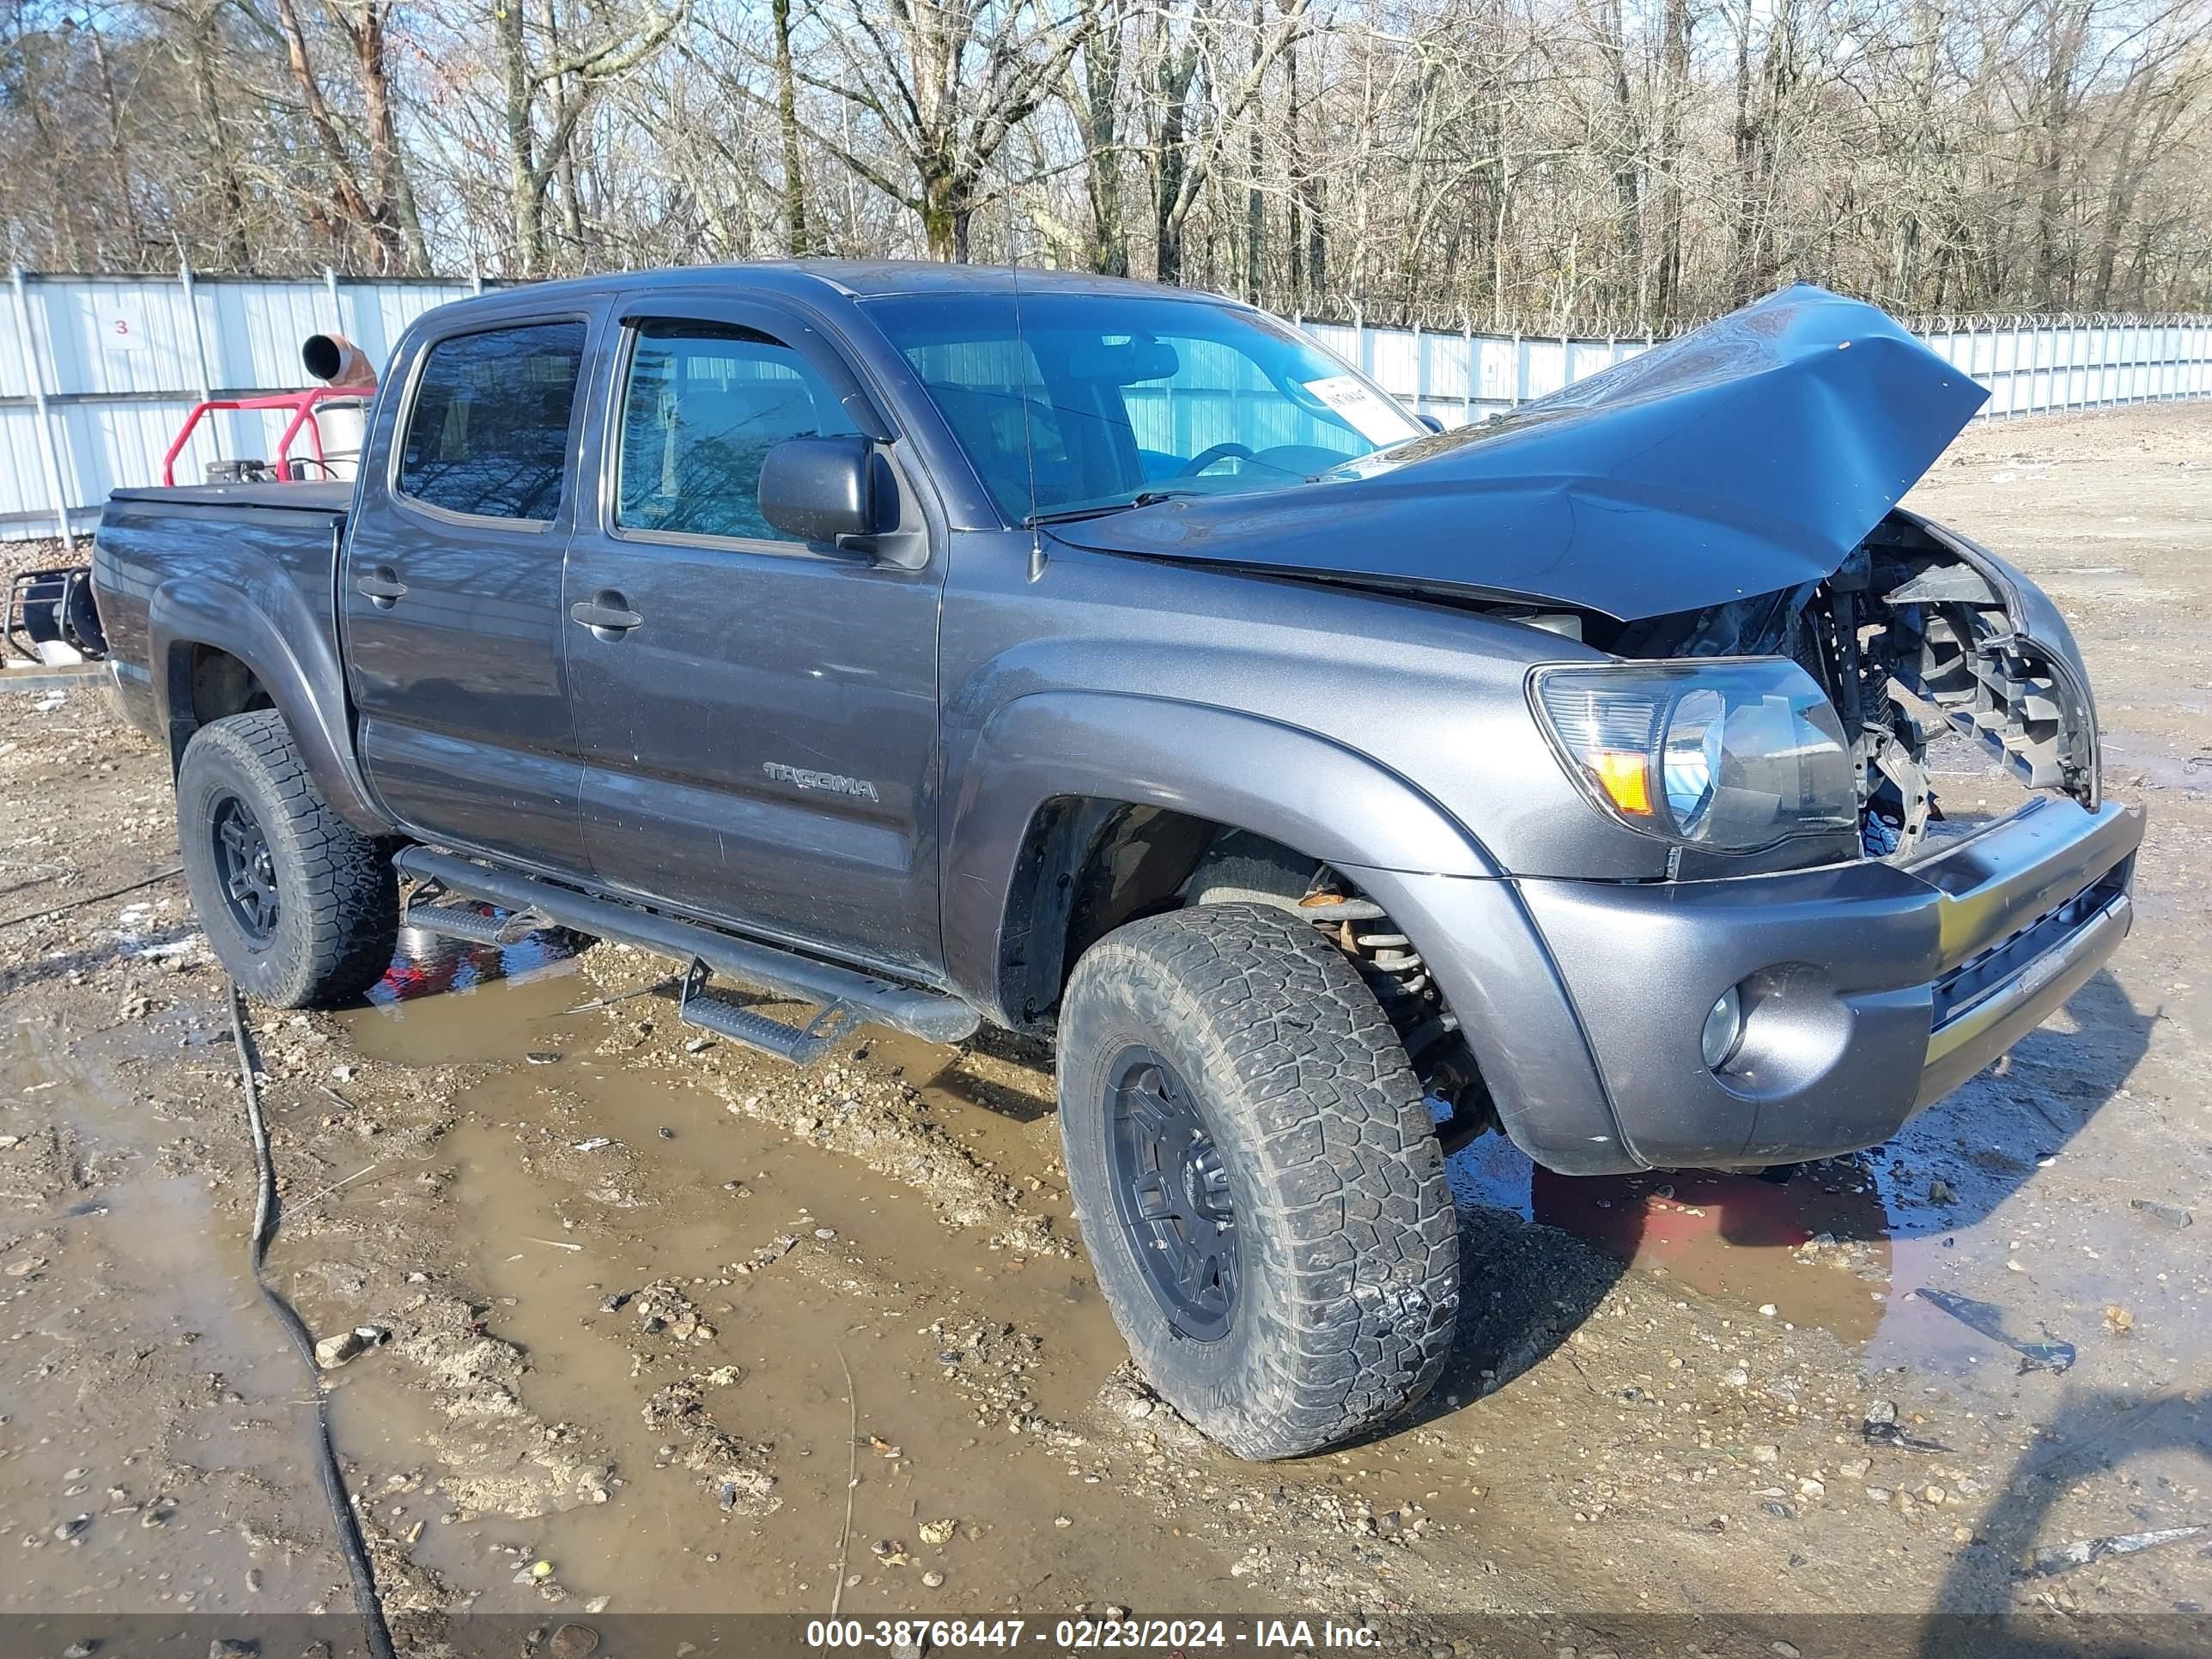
left=497, top=0, right=683, bottom=274
left=781, top=0, right=1099, bottom=259
left=0, top=0, right=2205, bottom=320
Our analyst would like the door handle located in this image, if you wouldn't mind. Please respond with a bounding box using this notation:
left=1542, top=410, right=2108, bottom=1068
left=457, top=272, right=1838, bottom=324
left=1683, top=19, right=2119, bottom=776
left=357, top=566, right=408, bottom=608
left=570, top=591, right=644, bottom=638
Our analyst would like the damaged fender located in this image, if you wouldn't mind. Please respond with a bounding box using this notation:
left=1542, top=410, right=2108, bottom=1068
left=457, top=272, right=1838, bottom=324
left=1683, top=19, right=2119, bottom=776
left=1890, top=510, right=2103, bottom=806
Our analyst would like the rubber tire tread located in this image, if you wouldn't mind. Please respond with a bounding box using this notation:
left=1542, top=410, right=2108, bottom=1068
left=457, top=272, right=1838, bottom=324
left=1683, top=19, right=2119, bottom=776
left=177, top=711, right=398, bottom=1008
left=1056, top=902, right=1459, bottom=1459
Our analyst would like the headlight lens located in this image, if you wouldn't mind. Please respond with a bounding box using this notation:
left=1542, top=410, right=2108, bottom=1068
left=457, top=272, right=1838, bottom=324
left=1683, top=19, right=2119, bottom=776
left=1532, top=659, right=1856, bottom=851
left=1660, top=686, right=1726, bottom=836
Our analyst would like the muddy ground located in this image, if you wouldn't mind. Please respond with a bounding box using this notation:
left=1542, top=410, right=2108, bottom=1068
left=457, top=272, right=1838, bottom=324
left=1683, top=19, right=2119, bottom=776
left=0, top=404, right=2207, bottom=1657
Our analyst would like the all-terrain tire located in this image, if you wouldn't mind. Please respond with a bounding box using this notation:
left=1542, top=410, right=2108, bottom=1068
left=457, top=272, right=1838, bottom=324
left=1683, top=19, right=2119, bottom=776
left=1056, top=902, right=1459, bottom=1459
left=176, top=711, right=398, bottom=1007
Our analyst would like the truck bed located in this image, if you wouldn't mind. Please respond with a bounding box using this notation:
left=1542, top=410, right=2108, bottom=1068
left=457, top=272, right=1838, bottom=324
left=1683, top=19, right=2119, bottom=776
left=92, top=480, right=352, bottom=748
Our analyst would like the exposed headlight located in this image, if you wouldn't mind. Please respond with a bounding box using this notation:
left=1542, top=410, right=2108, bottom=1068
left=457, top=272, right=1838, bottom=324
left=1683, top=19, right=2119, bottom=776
left=1530, top=659, right=1856, bottom=852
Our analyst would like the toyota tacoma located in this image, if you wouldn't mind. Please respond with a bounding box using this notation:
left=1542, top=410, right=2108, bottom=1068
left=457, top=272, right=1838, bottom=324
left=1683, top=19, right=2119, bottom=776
left=91, top=267, right=2142, bottom=1459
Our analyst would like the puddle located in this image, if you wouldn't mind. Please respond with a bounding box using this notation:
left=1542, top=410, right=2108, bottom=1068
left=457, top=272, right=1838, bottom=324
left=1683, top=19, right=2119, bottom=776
left=1450, top=1137, right=1893, bottom=1344
left=0, top=1017, right=333, bottom=1613
left=320, top=942, right=1222, bottom=1614
left=368, top=924, right=586, bottom=1007
left=1451, top=959, right=2198, bottom=1447
left=343, top=928, right=589, bottom=1066
left=350, top=924, right=2194, bottom=1431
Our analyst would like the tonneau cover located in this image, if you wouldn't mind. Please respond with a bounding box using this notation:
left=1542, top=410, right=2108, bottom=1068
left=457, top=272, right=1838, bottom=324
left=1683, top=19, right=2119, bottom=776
left=106, top=480, right=354, bottom=514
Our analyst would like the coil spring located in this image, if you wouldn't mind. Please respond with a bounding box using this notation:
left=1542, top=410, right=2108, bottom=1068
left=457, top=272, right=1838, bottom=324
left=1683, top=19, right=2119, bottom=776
left=1347, top=926, right=1431, bottom=997
left=1297, top=895, right=1432, bottom=999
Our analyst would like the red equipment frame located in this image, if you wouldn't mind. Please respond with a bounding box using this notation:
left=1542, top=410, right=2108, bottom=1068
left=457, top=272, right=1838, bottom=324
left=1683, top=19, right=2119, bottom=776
left=161, top=385, right=375, bottom=487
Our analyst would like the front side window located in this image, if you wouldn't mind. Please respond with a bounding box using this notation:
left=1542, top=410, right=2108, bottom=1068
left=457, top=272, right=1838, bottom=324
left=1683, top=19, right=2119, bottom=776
left=397, top=322, right=586, bottom=521
left=615, top=320, right=858, bottom=542
left=864, top=292, right=1421, bottom=522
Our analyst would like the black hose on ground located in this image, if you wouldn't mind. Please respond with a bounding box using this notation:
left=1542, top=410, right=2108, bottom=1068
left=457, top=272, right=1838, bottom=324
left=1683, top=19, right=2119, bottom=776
left=225, top=977, right=398, bottom=1659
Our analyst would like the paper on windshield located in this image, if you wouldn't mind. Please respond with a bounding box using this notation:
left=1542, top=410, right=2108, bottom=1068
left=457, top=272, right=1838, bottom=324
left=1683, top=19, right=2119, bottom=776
left=1302, top=374, right=1421, bottom=445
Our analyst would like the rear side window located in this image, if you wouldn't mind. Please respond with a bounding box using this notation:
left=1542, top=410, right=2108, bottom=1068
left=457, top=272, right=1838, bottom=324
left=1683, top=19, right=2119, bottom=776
left=398, top=323, right=586, bottom=522
left=615, top=320, right=857, bottom=542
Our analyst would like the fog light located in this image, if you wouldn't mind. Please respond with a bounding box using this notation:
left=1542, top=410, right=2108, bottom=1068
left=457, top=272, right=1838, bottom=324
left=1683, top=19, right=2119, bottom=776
left=1701, top=986, right=1745, bottom=1072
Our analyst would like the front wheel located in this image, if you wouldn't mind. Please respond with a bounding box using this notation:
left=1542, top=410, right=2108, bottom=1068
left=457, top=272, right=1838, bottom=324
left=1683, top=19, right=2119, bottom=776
left=1056, top=902, right=1459, bottom=1459
left=176, top=711, right=398, bottom=1006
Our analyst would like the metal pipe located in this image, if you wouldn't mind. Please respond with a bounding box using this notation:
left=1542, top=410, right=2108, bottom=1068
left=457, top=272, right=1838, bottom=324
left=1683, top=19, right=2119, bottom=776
left=1461, top=309, right=1474, bottom=424
left=178, top=258, right=222, bottom=466
left=9, top=267, right=74, bottom=550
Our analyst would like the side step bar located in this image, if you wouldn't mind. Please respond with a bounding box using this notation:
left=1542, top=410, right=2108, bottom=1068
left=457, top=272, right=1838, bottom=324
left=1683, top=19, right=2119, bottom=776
left=679, top=960, right=860, bottom=1066
left=391, top=845, right=979, bottom=1060
left=401, top=876, right=551, bottom=945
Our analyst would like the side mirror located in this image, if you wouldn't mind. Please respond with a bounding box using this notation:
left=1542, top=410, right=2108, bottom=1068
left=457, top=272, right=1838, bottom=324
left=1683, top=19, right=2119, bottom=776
left=757, top=434, right=928, bottom=569
left=1417, top=412, right=1445, bottom=434
left=757, top=434, right=878, bottom=544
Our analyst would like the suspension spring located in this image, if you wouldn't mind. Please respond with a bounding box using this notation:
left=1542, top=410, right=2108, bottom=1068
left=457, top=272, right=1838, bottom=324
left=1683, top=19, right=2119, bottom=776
left=1296, top=893, right=1433, bottom=1000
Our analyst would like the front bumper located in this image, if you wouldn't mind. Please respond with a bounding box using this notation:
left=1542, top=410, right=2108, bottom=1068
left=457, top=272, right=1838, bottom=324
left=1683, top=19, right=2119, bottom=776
left=1348, top=795, right=2142, bottom=1174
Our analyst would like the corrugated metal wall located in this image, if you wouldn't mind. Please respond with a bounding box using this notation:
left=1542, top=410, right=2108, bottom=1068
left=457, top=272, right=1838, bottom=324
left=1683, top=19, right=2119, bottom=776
left=3, top=266, right=2207, bottom=543
left=1301, top=314, right=2212, bottom=429
left=1, top=268, right=474, bottom=542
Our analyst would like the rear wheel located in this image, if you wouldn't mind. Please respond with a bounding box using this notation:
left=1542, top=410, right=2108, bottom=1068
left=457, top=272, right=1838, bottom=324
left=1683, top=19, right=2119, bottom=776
left=1056, top=902, right=1459, bottom=1459
left=177, top=711, right=398, bottom=1006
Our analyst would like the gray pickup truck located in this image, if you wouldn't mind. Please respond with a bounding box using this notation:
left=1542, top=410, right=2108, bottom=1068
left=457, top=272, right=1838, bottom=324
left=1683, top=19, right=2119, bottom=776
left=93, top=264, right=2142, bottom=1459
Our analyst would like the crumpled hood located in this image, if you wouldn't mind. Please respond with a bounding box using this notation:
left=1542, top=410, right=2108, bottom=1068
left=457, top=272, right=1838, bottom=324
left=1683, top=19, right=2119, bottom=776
left=1047, top=284, right=1989, bottom=623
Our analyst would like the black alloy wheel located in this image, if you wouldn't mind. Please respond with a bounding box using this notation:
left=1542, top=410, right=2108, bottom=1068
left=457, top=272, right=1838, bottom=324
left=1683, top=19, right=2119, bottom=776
left=175, top=711, right=398, bottom=1007
left=1106, top=1047, right=1240, bottom=1341
left=210, top=789, right=281, bottom=945
left=1054, top=902, right=1459, bottom=1459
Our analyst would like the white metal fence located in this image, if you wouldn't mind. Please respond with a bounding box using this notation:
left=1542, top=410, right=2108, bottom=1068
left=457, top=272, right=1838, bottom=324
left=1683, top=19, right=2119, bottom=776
left=1302, top=313, right=2212, bottom=431
left=3, top=266, right=2208, bottom=544
left=1, top=267, right=476, bottom=544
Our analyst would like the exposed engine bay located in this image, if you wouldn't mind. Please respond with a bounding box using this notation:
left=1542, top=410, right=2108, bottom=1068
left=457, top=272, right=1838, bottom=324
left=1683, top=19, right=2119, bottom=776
left=1341, top=512, right=2106, bottom=1133
left=1597, top=512, right=2097, bottom=862
left=1051, top=505, right=2109, bottom=1151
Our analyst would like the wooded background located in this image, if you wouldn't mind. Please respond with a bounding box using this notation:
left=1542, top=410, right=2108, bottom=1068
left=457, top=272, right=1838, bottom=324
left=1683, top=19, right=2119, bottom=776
left=2, top=0, right=2206, bottom=331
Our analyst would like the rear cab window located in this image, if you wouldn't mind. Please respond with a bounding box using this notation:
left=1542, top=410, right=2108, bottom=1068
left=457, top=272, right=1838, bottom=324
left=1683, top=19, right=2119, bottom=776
left=396, top=322, right=588, bottom=523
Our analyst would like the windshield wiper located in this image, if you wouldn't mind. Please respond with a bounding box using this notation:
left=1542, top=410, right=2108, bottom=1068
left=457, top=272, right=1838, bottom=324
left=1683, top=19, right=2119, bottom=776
left=1024, top=489, right=1198, bottom=528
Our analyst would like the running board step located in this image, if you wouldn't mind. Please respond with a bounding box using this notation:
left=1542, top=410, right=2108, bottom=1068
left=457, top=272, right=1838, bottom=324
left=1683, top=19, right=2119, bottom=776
left=679, top=959, right=860, bottom=1065
left=390, top=845, right=979, bottom=1055
left=402, top=880, right=553, bottom=946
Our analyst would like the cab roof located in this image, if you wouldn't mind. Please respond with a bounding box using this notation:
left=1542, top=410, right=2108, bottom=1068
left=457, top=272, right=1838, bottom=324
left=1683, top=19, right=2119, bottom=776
left=456, top=260, right=1218, bottom=310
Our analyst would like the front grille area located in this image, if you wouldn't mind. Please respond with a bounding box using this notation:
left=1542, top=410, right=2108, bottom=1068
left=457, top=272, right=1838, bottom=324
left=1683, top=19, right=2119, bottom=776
left=1930, top=857, right=2132, bottom=1030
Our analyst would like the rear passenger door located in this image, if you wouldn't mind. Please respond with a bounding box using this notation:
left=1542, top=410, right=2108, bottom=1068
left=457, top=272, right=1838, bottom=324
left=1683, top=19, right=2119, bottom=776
left=561, top=296, right=947, bottom=975
left=342, top=312, right=599, bottom=874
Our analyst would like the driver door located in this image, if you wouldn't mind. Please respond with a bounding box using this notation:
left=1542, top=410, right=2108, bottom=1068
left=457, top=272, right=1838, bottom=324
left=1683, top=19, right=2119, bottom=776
left=560, top=294, right=949, bottom=975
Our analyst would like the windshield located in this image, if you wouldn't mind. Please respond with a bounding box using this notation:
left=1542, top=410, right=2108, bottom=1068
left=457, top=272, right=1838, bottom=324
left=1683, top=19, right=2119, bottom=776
left=863, top=291, right=1423, bottom=523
